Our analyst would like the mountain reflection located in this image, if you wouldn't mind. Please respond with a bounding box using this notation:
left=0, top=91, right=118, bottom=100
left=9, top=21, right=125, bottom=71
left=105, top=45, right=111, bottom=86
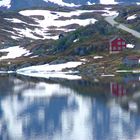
left=0, top=75, right=140, bottom=140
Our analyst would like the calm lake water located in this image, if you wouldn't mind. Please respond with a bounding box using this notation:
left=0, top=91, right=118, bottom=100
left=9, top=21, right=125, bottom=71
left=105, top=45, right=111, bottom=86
left=0, top=74, right=140, bottom=140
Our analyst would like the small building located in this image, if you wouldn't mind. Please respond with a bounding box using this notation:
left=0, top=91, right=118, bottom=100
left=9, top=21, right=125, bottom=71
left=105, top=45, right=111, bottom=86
left=123, top=56, right=140, bottom=67
left=109, top=37, right=126, bottom=53
left=110, top=83, right=126, bottom=96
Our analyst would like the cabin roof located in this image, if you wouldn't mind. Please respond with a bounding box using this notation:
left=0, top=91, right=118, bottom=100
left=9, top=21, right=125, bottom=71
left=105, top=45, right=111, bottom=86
left=124, top=56, right=140, bottom=60
left=110, top=36, right=125, bottom=43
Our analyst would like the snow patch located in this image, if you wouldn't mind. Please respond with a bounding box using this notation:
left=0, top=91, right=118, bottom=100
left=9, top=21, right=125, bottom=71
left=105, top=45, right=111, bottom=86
left=117, top=70, right=140, bottom=73
left=73, top=39, right=79, bottom=42
left=13, top=27, right=43, bottom=40
left=94, top=56, right=103, bottom=59
left=104, top=7, right=112, bottom=10
left=17, top=62, right=83, bottom=80
left=102, top=10, right=119, bottom=17
left=101, top=74, right=115, bottom=77
left=80, top=58, right=87, bottom=62
left=0, top=46, right=31, bottom=60
left=100, top=0, right=118, bottom=5
left=87, top=1, right=95, bottom=5
left=126, top=44, right=135, bottom=49
left=4, top=18, right=26, bottom=24
left=127, top=14, right=137, bottom=20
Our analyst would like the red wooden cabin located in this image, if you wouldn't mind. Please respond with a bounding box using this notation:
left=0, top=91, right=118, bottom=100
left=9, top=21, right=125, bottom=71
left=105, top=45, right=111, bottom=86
left=109, top=37, right=126, bottom=53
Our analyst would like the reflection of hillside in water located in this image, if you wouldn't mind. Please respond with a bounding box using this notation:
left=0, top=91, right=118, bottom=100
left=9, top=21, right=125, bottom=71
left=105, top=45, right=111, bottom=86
left=0, top=74, right=140, bottom=139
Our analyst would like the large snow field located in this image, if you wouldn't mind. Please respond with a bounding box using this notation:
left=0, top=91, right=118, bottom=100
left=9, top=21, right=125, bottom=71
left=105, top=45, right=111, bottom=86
left=3, top=8, right=119, bottom=40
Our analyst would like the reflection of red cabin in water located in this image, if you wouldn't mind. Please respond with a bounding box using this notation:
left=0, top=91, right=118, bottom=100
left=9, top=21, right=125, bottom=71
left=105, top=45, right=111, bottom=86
left=109, top=37, right=126, bottom=53
left=110, top=83, right=126, bottom=96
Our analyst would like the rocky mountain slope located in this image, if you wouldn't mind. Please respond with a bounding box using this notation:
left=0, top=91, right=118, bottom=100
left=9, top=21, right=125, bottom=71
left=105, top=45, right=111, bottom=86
left=0, top=5, right=137, bottom=72
left=0, top=4, right=140, bottom=79
left=0, top=6, right=99, bottom=46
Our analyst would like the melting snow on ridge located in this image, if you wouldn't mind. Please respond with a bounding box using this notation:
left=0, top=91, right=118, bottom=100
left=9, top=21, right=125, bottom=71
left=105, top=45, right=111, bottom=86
left=102, top=10, right=118, bottom=17
left=17, top=62, right=83, bottom=80
left=0, top=0, right=11, bottom=8
left=18, top=9, right=97, bottom=40
left=5, top=8, right=118, bottom=40
left=0, top=46, right=31, bottom=60
left=19, top=9, right=97, bottom=27
left=43, top=0, right=79, bottom=7
left=86, top=1, right=95, bottom=5
left=4, top=18, right=26, bottom=24
left=100, top=0, right=118, bottom=5
left=13, top=27, right=44, bottom=40
left=45, top=0, right=118, bottom=5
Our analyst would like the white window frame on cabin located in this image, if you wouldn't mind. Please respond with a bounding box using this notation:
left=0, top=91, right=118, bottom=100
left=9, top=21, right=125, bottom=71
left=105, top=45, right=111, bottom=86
left=118, top=41, right=121, bottom=45
left=122, top=41, right=125, bottom=45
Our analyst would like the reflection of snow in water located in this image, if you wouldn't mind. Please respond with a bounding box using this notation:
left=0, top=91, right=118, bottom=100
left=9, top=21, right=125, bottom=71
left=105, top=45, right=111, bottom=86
left=22, top=82, right=73, bottom=97
left=0, top=80, right=140, bottom=140
left=1, top=82, right=92, bottom=140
